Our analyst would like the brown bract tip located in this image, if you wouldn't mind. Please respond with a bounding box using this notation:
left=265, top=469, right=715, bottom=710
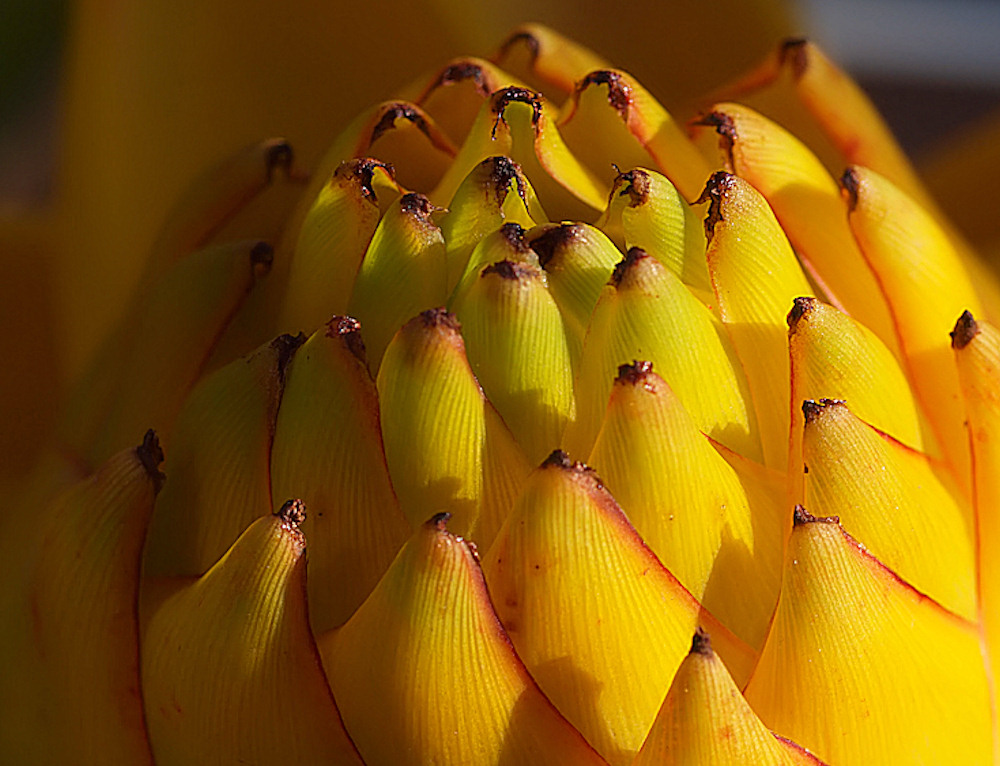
left=696, top=171, right=736, bottom=240
left=499, top=221, right=531, bottom=253
left=433, top=60, right=491, bottom=97
left=950, top=310, right=980, bottom=350
left=250, top=241, right=274, bottom=276
left=272, top=333, right=307, bottom=384
left=613, top=168, right=650, bottom=209
left=611, top=247, right=649, bottom=286
left=787, top=296, right=816, bottom=329
left=692, top=111, right=736, bottom=168
left=779, top=38, right=810, bottom=78
left=419, top=307, right=462, bottom=334
left=277, top=498, right=307, bottom=527
left=428, top=511, right=452, bottom=531
left=690, top=627, right=713, bottom=656
left=793, top=504, right=839, bottom=527
left=496, top=30, right=541, bottom=66
left=578, top=70, right=632, bottom=116
left=264, top=139, right=294, bottom=183
left=840, top=167, right=861, bottom=211
left=325, top=315, right=367, bottom=363
left=337, top=158, right=395, bottom=203
left=399, top=192, right=436, bottom=222
left=491, top=87, right=543, bottom=137
left=370, top=103, right=430, bottom=145
left=530, top=223, right=583, bottom=269
left=483, top=259, right=537, bottom=281
left=137, top=429, right=166, bottom=494
left=802, top=397, right=844, bottom=423
left=542, top=449, right=574, bottom=470
left=484, top=156, right=527, bottom=208
left=540, top=450, right=602, bottom=484
left=616, top=360, right=654, bottom=385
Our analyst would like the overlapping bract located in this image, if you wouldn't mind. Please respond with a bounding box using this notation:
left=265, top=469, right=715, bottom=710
left=7, top=24, right=1000, bottom=766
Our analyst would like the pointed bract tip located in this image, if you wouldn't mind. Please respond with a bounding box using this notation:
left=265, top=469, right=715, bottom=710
left=264, top=139, right=294, bottom=182
left=273, top=332, right=307, bottom=384
left=498, top=221, right=530, bottom=252
left=950, top=310, right=980, bottom=350
left=779, top=38, right=810, bottom=77
left=491, top=87, right=543, bottom=137
left=611, top=247, right=648, bottom=286
left=578, top=70, right=632, bottom=115
left=483, top=259, right=537, bottom=281
left=612, top=167, right=650, bottom=208
left=336, top=158, right=395, bottom=203
left=787, top=296, right=816, bottom=329
left=542, top=449, right=574, bottom=470
left=696, top=171, right=735, bottom=240
left=693, top=110, right=736, bottom=155
left=325, top=315, right=368, bottom=364
left=802, top=398, right=844, bottom=423
left=370, top=103, right=430, bottom=146
left=277, top=498, right=307, bottom=528
left=840, top=167, right=861, bottom=211
left=428, top=511, right=452, bottom=531
left=418, top=307, right=462, bottom=334
left=793, top=504, right=839, bottom=528
left=249, top=241, right=274, bottom=275
left=690, top=627, right=713, bottom=656
left=434, top=60, right=491, bottom=97
left=399, top=192, right=436, bottom=222
left=483, top=155, right=527, bottom=208
left=496, top=29, right=541, bottom=65
left=530, top=223, right=583, bottom=269
left=137, top=429, right=166, bottom=494
left=616, top=360, right=654, bottom=385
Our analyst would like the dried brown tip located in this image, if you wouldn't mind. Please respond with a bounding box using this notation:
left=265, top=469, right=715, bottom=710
left=787, top=296, right=817, bottom=329
left=428, top=511, right=452, bottom=531
left=529, top=223, right=583, bottom=269
left=137, top=429, right=166, bottom=494
left=495, top=29, right=541, bottom=66
left=431, top=60, right=492, bottom=98
left=792, top=504, right=839, bottom=527
left=250, top=241, right=274, bottom=276
left=577, top=71, right=632, bottom=116
left=611, top=247, right=649, bottom=286
left=483, top=156, right=527, bottom=208
left=277, top=498, right=307, bottom=527
left=370, top=103, right=431, bottom=145
left=419, top=307, right=462, bottom=333
left=399, top=192, right=436, bottom=222
left=696, top=171, right=736, bottom=240
left=491, top=87, right=543, bottom=137
left=498, top=221, right=531, bottom=253
left=801, top=398, right=844, bottom=424
left=264, top=139, right=294, bottom=183
left=272, top=333, right=307, bottom=385
left=950, top=310, right=980, bottom=350
left=612, top=168, right=651, bottom=209
left=542, top=449, right=574, bottom=470
left=840, top=167, right=861, bottom=212
left=689, top=627, right=713, bottom=656
left=779, top=38, right=810, bottom=78
left=336, top=158, right=395, bottom=203
left=325, top=315, right=367, bottom=364
left=616, top=360, right=654, bottom=384
left=482, top=259, right=537, bottom=280
left=692, top=111, right=736, bottom=169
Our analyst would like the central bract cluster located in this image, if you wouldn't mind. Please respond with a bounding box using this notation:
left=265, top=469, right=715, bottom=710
left=21, top=24, right=1000, bottom=766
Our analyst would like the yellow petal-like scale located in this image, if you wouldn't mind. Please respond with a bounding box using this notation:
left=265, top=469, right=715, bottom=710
left=694, top=103, right=899, bottom=356
left=595, top=168, right=711, bottom=297
left=455, top=259, right=576, bottom=464
left=439, top=156, right=546, bottom=295
left=702, top=172, right=813, bottom=470
left=565, top=247, right=761, bottom=463
left=29, top=434, right=162, bottom=764
left=270, top=318, right=411, bottom=631
left=493, top=23, right=611, bottom=101
left=143, top=503, right=363, bottom=765
left=953, top=312, right=1000, bottom=726
left=279, top=159, right=397, bottom=335
left=588, top=362, right=781, bottom=649
left=347, top=192, right=448, bottom=370
left=144, top=334, right=301, bottom=578
left=633, top=630, right=826, bottom=766
left=844, top=165, right=983, bottom=483
left=484, top=452, right=756, bottom=766
left=377, top=309, right=531, bottom=547
left=320, top=515, right=608, bottom=766
left=745, top=509, right=992, bottom=765
left=450, top=221, right=542, bottom=311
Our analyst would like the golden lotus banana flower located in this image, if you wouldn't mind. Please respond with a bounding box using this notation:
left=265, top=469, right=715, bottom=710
left=4, top=20, right=1000, bottom=766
